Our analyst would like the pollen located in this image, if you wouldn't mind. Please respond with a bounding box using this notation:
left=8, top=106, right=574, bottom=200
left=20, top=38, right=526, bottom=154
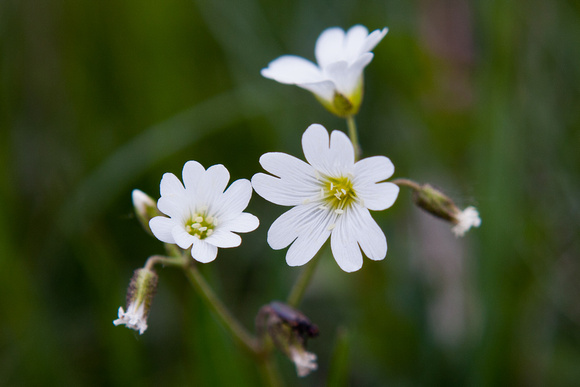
left=185, top=212, right=217, bottom=240
left=320, top=175, right=357, bottom=213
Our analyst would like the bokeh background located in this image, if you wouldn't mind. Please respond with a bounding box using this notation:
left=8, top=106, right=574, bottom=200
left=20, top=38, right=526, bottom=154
left=2, top=0, right=579, bottom=385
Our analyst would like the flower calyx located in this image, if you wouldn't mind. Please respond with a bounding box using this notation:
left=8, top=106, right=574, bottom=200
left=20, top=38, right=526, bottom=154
left=256, top=301, right=319, bottom=377
left=113, top=267, right=159, bottom=334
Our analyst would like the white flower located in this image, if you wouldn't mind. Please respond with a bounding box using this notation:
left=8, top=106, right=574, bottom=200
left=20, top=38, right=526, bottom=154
left=261, top=25, right=388, bottom=117
left=451, top=206, right=481, bottom=237
left=149, top=161, right=259, bottom=263
left=113, top=303, right=148, bottom=335
left=113, top=268, right=158, bottom=335
left=251, top=124, right=399, bottom=273
left=290, top=348, right=318, bottom=377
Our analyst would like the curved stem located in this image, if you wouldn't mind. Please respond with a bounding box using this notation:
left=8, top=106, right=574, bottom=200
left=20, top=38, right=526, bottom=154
left=391, top=178, right=422, bottom=191
left=183, top=259, right=262, bottom=355
left=286, top=250, right=323, bottom=308
left=346, top=115, right=361, bottom=161
left=144, top=254, right=188, bottom=271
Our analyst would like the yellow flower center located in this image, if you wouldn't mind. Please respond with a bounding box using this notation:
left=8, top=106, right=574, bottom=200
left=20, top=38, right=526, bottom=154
left=320, top=175, right=357, bottom=213
left=185, top=211, right=217, bottom=239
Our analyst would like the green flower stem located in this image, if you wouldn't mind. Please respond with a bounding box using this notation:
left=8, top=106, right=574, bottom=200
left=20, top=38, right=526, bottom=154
left=182, top=259, right=262, bottom=355
left=346, top=115, right=361, bottom=160
left=391, top=178, right=422, bottom=191
left=257, top=354, right=284, bottom=387
left=144, top=251, right=284, bottom=386
left=286, top=250, right=323, bottom=308
left=144, top=254, right=188, bottom=271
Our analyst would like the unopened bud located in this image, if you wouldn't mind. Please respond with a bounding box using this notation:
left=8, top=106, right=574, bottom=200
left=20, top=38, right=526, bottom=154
left=132, top=189, right=160, bottom=235
left=412, top=184, right=481, bottom=237
left=113, top=267, right=159, bottom=334
left=256, top=301, right=319, bottom=377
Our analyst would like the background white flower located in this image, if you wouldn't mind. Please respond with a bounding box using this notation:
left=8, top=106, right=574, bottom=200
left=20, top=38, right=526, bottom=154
left=252, top=124, right=399, bottom=272
left=261, top=25, right=388, bottom=117
left=149, top=161, right=259, bottom=263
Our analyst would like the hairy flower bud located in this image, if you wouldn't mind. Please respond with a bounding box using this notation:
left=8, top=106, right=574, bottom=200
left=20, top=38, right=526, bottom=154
left=256, top=301, right=319, bottom=377
left=412, top=184, right=481, bottom=237
left=132, top=189, right=161, bottom=235
left=113, top=267, right=159, bottom=334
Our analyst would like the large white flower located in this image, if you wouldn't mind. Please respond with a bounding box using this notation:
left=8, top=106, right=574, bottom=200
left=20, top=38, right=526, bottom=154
left=251, top=124, right=399, bottom=272
left=261, top=25, right=388, bottom=117
left=149, top=161, right=259, bottom=263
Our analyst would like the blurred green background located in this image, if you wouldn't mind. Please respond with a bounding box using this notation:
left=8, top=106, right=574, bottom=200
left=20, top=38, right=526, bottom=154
left=2, top=0, right=579, bottom=385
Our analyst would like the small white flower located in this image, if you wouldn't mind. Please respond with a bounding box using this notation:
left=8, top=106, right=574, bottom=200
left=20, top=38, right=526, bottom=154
left=451, top=206, right=481, bottom=237
left=261, top=25, right=388, bottom=117
left=149, top=161, right=259, bottom=263
left=290, top=348, right=318, bottom=377
left=113, top=303, right=148, bottom=335
left=252, top=124, right=399, bottom=273
left=113, top=268, right=158, bottom=335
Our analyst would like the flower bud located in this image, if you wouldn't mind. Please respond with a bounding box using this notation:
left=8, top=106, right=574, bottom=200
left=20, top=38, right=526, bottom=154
left=132, top=189, right=161, bottom=235
left=412, top=184, right=481, bottom=237
left=113, top=267, right=159, bottom=334
left=256, top=301, right=319, bottom=377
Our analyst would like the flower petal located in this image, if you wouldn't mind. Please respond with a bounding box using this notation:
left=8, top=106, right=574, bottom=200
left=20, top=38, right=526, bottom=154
left=206, top=229, right=242, bottom=248
left=172, top=224, right=195, bottom=249
left=191, top=240, right=218, bottom=263
left=315, top=27, right=347, bottom=68
left=259, top=152, right=317, bottom=183
left=285, top=208, right=334, bottom=267
left=261, top=55, right=324, bottom=85
left=350, top=205, right=387, bottom=261
left=344, top=25, right=370, bottom=59
left=149, top=216, right=176, bottom=244
left=223, top=212, right=259, bottom=233
left=157, top=195, right=188, bottom=220
left=215, top=179, right=253, bottom=221
left=298, top=80, right=336, bottom=102
left=252, top=173, right=316, bottom=206
left=267, top=202, right=329, bottom=250
left=328, top=129, right=355, bottom=172
left=302, top=124, right=331, bottom=172
left=356, top=182, right=399, bottom=211
left=197, top=164, right=230, bottom=210
left=360, top=27, right=388, bottom=53
left=182, top=160, right=206, bottom=190
left=160, top=172, right=185, bottom=198
left=353, top=156, right=395, bottom=185
left=330, top=215, right=363, bottom=272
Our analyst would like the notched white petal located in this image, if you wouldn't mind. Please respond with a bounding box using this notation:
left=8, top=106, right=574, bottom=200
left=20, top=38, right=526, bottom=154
left=172, top=225, right=195, bottom=249
left=191, top=240, right=218, bottom=263
left=330, top=218, right=363, bottom=273
left=182, top=160, right=205, bottom=190
left=225, top=212, right=260, bottom=233
left=160, top=172, right=185, bottom=198
left=356, top=182, right=399, bottom=211
left=149, top=216, right=176, bottom=244
left=206, top=229, right=242, bottom=248
left=261, top=55, right=324, bottom=84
